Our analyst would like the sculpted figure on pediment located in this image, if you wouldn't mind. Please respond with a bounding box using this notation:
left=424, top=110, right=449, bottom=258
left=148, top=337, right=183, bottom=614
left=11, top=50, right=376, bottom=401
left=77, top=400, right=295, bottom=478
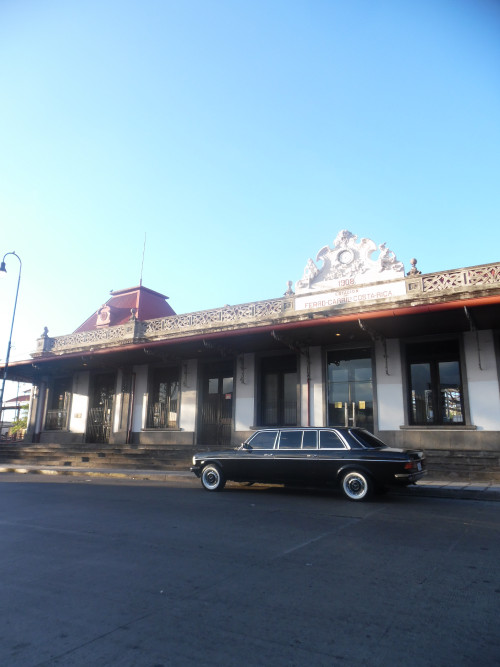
left=297, top=258, right=320, bottom=290
left=295, top=230, right=405, bottom=293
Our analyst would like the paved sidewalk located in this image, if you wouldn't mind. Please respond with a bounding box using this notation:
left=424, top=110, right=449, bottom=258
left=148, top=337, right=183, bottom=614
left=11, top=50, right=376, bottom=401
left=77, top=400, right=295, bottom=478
left=1, top=463, right=499, bottom=501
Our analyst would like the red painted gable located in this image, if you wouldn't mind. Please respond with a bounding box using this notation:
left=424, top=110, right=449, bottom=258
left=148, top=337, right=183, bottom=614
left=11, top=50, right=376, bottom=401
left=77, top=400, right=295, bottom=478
left=74, top=285, right=176, bottom=333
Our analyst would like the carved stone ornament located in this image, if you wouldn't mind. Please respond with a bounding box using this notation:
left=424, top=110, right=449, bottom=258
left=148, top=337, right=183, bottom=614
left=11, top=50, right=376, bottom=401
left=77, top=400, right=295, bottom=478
left=407, top=258, right=421, bottom=276
left=295, top=230, right=405, bottom=293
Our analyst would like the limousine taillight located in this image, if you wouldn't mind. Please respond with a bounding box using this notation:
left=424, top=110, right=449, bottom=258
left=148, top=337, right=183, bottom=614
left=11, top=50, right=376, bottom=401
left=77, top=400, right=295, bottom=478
left=404, top=458, right=425, bottom=472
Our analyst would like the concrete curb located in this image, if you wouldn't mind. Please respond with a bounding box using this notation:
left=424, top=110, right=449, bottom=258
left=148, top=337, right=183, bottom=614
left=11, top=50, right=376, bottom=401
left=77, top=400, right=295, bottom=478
left=392, top=481, right=500, bottom=502
left=0, top=465, right=192, bottom=482
left=1, top=465, right=499, bottom=501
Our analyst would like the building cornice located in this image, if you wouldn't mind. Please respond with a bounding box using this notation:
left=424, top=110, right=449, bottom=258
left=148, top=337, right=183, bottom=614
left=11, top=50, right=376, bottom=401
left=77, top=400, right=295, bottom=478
left=30, top=262, right=500, bottom=358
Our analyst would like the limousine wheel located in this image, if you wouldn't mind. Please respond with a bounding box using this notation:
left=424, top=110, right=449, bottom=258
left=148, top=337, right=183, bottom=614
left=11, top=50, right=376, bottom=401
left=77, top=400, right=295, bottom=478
left=341, top=470, right=372, bottom=501
left=201, top=464, right=226, bottom=492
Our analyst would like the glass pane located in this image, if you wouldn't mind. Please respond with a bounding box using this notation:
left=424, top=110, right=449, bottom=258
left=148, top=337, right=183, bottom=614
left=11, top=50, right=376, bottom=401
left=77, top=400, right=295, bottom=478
left=319, top=430, right=345, bottom=449
left=328, top=381, right=348, bottom=426
left=278, top=430, right=302, bottom=449
left=171, top=381, right=179, bottom=400
left=328, top=404, right=346, bottom=426
left=353, top=359, right=372, bottom=382
left=439, top=361, right=463, bottom=423
left=410, top=363, right=433, bottom=423
left=158, top=381, right=168, bottom=403
left=439, top=361, right=460, bottom=385
left=328, top=361, right=349, bottom=383
left=208, top=378, right=219, bottom=394
left=283, top=372, right=297, bottom=425
left=302, top=430, right=317, bottom=448
left=263, top=373, right=278, bottom=425
left=351, top=381, right=372, bottom=403
left=222, top=377, right=233, bottom=394
left=328, top=381, right=349, bottom=405
left=169, top=380, right=179, bottom=423
left=351, top=429, right=385, bottom=449
left=248, top=431, right=278, bottom=449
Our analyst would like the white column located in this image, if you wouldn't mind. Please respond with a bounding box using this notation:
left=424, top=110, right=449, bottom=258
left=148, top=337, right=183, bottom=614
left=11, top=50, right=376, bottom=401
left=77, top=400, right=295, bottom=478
left=34, top=380, right=47, bottom=436
left=132, top=365, right=148, bottom=432
left=179, top=359, right=198, bottom=432
left=464, top=330, right=500, bottom=430
left=69, top=371, right=90, bottom=435
left=113, top=369, right=123, bottom=433
left=235, top=353, right=255, bottom=430
left=375, top=338, right=405, bottom=430
left=300, top=346, right=323, bottom=426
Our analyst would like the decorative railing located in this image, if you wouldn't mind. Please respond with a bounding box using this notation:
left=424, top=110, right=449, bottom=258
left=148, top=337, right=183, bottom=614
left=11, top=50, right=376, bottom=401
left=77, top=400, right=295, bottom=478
left=36, top=322, right=138, bottom=355
left=143, top=297, right=293, bottom=338
left=420, top=264, right=500, bottom=293
left=33, top=297, right=295, bottom=356
left=32, top=263, right=500, bottom=357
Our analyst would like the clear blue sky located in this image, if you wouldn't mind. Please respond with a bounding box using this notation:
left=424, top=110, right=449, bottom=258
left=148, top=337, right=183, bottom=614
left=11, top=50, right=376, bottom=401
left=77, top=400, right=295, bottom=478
left=1, top=0, right=499, bottom=380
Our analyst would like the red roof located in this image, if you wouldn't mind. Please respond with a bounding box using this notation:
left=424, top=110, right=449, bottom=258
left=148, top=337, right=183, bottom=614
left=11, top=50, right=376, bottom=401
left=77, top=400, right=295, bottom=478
left=5, top=394, right=30, bottom=404
left=74, top=285, right=176, bottom=333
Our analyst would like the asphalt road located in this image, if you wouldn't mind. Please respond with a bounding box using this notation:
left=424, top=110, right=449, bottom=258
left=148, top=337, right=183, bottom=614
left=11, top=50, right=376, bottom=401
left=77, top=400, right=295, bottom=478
left=1, top=474, right=499, bottom=667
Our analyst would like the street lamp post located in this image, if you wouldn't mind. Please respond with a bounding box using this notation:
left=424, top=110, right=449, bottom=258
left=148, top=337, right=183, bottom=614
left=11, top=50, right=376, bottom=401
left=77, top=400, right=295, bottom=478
left=0, top=251, right=22, bottom=426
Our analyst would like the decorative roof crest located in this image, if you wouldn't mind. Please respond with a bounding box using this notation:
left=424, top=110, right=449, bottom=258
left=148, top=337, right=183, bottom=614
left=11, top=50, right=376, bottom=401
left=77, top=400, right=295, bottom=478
left=96, top=304, right=111, bottom=327
left=295, top=230, right=405, bottom=294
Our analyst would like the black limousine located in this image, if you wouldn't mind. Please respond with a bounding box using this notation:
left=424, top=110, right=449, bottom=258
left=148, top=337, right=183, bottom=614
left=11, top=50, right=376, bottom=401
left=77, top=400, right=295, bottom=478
left=191, top=427, right=426, bottom=501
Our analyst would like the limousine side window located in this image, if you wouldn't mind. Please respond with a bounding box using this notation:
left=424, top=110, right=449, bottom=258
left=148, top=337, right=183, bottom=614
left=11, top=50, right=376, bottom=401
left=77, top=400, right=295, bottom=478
left=247, top=431, right=278, bottom=449
left=319, top=430, right=347, bottom=449
left=302, top=430, right=317, bottom=448
left=278, top=430, right=303, bottom=449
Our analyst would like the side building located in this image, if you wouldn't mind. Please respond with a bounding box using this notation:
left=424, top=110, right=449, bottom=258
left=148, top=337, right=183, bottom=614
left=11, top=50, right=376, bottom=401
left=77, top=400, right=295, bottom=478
left=5, top=231, right=500, bottom=478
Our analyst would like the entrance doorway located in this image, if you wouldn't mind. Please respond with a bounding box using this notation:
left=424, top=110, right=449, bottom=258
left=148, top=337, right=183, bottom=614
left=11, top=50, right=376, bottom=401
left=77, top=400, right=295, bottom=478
left=199, top=363, right=234, bottom=447
left=86, top=373, right=116, bottom=443
left=260, top=355, right=297, bottom=426
left=327, top=349, right=374, bottom=432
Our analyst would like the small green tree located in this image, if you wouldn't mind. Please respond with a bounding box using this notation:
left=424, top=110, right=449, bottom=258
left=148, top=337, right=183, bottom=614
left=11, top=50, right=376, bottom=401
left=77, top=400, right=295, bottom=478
left=9, top=404, right=28, bottom=438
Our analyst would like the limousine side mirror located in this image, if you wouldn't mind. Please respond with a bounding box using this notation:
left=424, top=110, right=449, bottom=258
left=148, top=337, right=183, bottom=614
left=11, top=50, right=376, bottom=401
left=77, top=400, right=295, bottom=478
left=239, top=442, right=252, bottom=451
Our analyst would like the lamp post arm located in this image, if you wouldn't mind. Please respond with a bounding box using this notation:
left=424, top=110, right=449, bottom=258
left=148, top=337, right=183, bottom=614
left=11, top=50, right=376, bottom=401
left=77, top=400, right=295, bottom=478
left=0, top=251, right=22, bottom=414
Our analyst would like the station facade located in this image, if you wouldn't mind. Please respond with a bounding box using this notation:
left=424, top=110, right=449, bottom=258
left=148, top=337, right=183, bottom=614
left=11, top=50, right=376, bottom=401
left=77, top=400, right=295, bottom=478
left=7, top=231, right=500, bottom=472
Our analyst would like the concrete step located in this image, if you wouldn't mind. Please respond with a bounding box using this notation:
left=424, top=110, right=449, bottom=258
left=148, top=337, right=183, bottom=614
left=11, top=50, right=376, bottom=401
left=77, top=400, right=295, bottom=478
left=0, top=446, right=192, bottom=470
left=1, top=444, right=499, bottom=481
left=424, top=450, right=500, bottom=482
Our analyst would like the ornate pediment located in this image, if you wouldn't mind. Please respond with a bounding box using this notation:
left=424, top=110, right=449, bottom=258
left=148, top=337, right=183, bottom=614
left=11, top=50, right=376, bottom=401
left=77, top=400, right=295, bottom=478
left=295, top=230, right=404, bottom=294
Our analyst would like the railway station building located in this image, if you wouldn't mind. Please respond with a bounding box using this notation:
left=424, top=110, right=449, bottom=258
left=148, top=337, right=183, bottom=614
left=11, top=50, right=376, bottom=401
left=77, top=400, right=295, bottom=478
left=5, top=231, right=500, bottom=478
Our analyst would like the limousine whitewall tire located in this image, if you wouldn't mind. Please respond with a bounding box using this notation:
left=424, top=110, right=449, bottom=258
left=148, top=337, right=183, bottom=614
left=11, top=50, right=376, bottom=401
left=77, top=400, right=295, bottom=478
left=341, top=470, right=373, bottom=501
left=201, top=464, right=226, bottom=492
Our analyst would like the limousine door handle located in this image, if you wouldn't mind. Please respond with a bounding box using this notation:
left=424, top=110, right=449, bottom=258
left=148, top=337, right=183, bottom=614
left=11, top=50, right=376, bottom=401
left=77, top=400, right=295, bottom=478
left=263, top=453, right=273, bottom=457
